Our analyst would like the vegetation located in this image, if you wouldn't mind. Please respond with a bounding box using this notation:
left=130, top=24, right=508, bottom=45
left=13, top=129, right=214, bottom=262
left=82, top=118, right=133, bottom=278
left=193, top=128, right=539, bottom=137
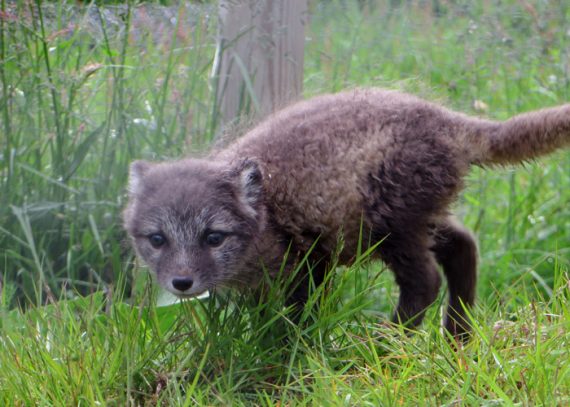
left=0, top=0, right=568, bottom=404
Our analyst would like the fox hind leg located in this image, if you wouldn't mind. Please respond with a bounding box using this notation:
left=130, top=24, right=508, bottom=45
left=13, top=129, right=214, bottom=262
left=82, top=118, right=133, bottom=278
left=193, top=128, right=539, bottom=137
left=431, top=218, right=478, bottom=337
left=378, top=234, right=443, bottom=330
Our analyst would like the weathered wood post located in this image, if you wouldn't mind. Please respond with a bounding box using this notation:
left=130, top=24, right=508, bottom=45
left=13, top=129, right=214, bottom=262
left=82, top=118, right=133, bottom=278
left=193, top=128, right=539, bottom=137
left=212, top=0, right=308, bottom=131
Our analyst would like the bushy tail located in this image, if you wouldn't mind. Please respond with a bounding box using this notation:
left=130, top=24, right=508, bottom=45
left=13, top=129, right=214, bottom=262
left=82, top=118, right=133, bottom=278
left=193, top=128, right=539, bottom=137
left=471, top=104, right=570, bottom=166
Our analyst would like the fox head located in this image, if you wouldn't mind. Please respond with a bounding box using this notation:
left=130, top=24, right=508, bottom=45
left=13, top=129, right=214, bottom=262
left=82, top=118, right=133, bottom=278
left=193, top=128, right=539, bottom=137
left=123, top=158, right=267, bottom=296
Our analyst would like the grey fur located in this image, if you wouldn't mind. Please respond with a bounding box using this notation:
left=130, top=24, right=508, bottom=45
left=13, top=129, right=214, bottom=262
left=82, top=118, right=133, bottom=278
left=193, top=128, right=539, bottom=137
left=124, top=88, right=570, bottom=336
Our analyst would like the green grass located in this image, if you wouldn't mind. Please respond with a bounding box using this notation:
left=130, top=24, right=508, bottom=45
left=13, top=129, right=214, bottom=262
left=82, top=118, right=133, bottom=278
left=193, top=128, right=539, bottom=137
left=1, top=0, right=569, bottom=404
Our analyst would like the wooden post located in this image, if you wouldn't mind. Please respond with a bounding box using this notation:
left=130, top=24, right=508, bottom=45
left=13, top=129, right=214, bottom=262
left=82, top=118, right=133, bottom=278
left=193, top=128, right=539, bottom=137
left=212, top=0, right=308, bottom=131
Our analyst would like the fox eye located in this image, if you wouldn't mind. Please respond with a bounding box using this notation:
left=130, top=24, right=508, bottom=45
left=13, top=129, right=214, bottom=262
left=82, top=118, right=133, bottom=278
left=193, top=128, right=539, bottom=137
left=148, top=233, right=167, bottom=248
left=205, top=232, right=225, bottom=247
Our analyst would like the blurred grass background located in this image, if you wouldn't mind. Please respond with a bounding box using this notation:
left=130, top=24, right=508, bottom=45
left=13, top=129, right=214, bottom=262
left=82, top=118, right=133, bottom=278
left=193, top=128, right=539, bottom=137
left=1, top=0, right=568, bottom=307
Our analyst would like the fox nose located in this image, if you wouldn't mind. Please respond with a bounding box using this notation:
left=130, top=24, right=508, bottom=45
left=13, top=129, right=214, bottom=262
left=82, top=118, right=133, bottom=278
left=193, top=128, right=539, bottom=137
left=172, top=277, right=194, bottom=292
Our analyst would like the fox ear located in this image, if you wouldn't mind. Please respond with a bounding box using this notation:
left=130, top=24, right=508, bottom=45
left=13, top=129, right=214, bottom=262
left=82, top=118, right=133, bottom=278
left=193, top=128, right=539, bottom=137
left=128, top=160, right=152, bottom=195
left=233, top=158, right=263, bottom=216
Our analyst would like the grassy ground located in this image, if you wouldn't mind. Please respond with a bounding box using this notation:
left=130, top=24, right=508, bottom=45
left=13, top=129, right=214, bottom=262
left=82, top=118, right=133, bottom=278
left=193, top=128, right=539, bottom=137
left=1, top=0, right=569, bottom=404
